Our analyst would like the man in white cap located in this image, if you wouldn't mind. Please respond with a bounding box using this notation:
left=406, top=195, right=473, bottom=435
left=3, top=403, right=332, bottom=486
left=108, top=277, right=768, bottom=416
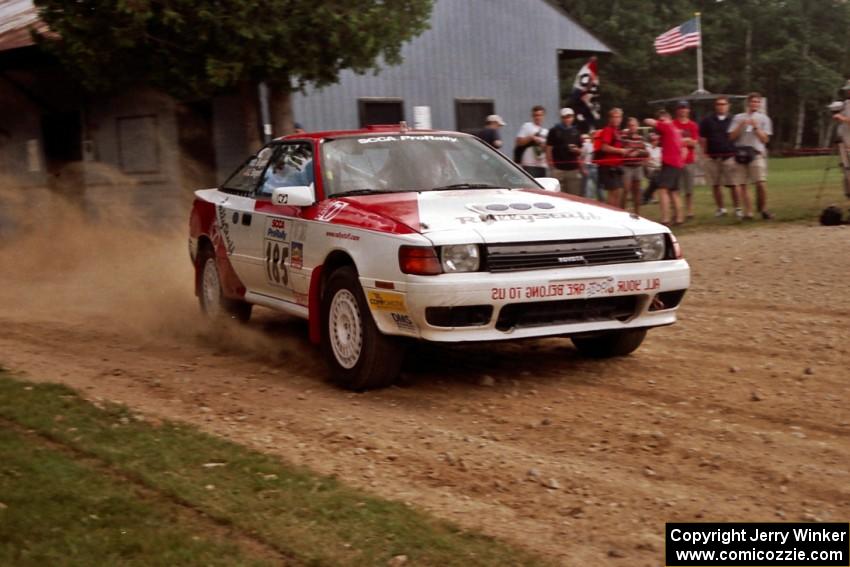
left=545, top=107, right=583, bottom=195
left=833, top=80, right=850, bottom=197
left=478, top=114, right=506, bottom=150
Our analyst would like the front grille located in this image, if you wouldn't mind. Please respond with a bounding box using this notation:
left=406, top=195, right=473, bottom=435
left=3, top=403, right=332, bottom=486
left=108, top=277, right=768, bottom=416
left=496, top=296, right=638, bottom=331
left=485, top=237, right=642, bottom=273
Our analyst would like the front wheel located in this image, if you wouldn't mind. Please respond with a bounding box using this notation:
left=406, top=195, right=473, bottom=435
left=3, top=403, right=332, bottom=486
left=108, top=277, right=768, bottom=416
left=571, top=328, right=647, bottom=358
left=321, top=267, right=405, bottom=390
left=198, top=247, right=252, bottom=323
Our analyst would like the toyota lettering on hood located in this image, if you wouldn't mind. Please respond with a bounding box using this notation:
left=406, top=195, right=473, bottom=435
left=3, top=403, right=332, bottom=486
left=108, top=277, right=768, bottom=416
left=338, top=188, right=657, bottom=244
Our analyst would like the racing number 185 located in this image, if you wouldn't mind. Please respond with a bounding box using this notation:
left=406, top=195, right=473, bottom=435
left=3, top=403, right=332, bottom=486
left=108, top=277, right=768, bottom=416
left=265, top=241, right=289, bottom=286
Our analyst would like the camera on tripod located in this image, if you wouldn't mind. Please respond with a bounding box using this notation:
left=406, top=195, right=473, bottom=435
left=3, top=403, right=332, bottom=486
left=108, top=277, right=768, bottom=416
left=818, top=80, right=850, bottom=223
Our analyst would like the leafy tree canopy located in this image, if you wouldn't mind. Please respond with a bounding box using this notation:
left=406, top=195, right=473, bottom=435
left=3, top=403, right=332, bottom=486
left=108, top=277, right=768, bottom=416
left=34, top=0, right=434, bottom=99
left=558, top=0, right=849, bottom=147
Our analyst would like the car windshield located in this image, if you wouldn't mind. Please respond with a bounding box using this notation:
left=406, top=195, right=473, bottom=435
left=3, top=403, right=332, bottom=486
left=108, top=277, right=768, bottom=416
left=321, top=134, right=539, bottom=196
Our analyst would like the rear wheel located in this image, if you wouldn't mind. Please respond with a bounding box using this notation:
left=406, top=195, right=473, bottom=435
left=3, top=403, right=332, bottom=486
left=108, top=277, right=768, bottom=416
left=571, top=328, right=647, bottom=358
left=321, top=266, right=405, bottom=390
left=198, top=247, right=252, bottom=323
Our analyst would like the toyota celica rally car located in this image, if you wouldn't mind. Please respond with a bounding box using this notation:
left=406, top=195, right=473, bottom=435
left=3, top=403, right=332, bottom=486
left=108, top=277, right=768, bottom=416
left=189, top=125, right=690, bottom=390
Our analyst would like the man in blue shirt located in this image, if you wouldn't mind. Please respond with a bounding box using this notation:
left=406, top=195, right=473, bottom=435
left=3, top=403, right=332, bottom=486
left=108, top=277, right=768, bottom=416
left=699, top=96, right=740, bottom=218
left=545, top=108, right=583, bottom=195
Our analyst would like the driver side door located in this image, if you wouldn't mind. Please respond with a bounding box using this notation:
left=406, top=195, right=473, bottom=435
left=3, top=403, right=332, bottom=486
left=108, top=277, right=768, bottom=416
left=251, top=142, right=315, bottom=303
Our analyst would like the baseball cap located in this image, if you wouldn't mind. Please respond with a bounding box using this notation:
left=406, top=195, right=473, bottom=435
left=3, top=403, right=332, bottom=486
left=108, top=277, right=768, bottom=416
left=676, top=100, right=690, bottom=109
left=560, top=107, right=575, bottom=117
left=486, top=114, right=506, bottom=126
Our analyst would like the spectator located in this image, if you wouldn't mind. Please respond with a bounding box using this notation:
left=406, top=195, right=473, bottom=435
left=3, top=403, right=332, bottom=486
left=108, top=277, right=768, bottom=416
left=699, top=96, right=740, bottom=217
left=835, top=80, right=850, bottom=144
left=644, top=109, right=686, bottom=225
left=729, top=92, right=774, bottom=220
left=621, top=117, right=648, bottom=213
left=515, top=105, right=549, bottom=177
left=579, top=133, right=600, bottom=200
left=832, top=80, right=850, bottom=197
left=294, top=122, right=306, bottom=134
left=545, top=108, right=583, bottom=195
left=477, top=114, right=506, bottom=150
left=673, top=101, right=699, bottom=220
left=597, top=108, right=628, bottom=207
left=643, top=133, right=661, bottom=204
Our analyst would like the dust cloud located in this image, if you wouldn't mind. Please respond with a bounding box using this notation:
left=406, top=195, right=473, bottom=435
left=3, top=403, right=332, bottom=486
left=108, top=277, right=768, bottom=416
left=0, top=166, right=315, bottom=372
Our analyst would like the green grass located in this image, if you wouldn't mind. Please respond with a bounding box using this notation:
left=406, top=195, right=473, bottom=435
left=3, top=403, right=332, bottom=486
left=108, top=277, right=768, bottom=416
left=0, top=427, right=268, bottom=567
left=636, top=155, right=848, bottom=232
left=0, top=372, right=549, bottom=566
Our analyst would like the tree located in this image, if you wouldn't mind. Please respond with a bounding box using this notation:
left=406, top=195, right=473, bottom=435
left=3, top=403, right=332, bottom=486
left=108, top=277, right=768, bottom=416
left=34, top=0, right=434, bottom=149
left=557, top=0, right=849, bottom=148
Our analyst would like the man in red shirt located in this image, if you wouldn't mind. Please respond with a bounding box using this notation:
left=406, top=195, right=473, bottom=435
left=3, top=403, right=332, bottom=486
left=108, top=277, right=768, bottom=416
left=644, top=109, right=686, bottom=225
left=673, top=101, right=699, bottom=220
left=597, top=108, right=628, bottom=207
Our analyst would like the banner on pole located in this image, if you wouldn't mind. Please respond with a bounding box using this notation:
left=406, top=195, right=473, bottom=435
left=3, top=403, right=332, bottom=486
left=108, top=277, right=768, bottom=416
left=569, top=57, right=600, bottom=133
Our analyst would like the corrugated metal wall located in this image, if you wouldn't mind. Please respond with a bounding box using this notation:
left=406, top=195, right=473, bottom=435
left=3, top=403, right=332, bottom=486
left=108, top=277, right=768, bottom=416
left=291, top=0, right=608, bottom=158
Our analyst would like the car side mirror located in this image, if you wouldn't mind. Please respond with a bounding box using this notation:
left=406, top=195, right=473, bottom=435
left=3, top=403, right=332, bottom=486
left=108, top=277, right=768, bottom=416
left=271, top=186, right=315, bottom=207
left=535, top=177, right=561, bottom=192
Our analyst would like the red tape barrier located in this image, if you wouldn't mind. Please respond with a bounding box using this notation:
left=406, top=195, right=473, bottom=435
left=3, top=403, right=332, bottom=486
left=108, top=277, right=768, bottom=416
left=537, top=148, right=839, bottom=168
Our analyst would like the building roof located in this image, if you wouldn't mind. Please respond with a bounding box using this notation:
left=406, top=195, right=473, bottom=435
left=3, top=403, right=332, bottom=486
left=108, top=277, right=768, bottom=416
left=0, top=0, right=47, bottom=52
left=540, top=0, right=611, bottom=54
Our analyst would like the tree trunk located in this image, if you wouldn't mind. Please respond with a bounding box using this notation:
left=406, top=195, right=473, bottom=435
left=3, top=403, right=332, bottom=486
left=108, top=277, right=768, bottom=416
left=270, top=85, right=295, bottom=138
left=817, top=111, right=828, bottom=149
left=794, top=42, right=809, bottom=150
left=239, top=81, right=263, bottom=153
left=744, top=22, right=752, bottom=91
left=794, top=99, right=805, bottom=149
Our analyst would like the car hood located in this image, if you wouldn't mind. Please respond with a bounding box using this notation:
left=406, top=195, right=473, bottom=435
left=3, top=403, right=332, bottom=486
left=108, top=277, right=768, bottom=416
left=338, top=189, right=665, bottom=244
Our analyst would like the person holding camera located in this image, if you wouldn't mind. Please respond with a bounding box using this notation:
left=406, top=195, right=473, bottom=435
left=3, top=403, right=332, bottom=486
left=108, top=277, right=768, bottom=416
left=621, top=116, right=648, bottom=213
left=729, top=92, right=774, bottom=220
left=515, top=105, right=549, bottom=177
left=644, top=110, right=686, bottom=226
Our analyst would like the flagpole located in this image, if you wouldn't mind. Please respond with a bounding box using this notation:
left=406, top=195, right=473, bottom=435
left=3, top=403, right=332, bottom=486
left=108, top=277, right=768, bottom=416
left=695, top=12, right=706, bottom=93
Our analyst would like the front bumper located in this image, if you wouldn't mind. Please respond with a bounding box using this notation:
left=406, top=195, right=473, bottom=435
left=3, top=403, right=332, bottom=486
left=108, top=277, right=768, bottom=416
left=363, top=259, right=690, bottom=342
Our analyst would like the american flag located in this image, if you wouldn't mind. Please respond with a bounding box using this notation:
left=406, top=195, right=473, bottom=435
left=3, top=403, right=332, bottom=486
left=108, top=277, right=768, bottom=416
left=654, top=18, right=701, bottom=55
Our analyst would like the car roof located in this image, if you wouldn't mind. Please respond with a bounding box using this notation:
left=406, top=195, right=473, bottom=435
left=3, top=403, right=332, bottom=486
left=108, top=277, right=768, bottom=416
left=276, top=127, right=474, bottom=142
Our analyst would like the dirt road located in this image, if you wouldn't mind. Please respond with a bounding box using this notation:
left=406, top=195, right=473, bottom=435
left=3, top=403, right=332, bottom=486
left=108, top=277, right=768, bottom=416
left=1, top=209, right=848, bottom=565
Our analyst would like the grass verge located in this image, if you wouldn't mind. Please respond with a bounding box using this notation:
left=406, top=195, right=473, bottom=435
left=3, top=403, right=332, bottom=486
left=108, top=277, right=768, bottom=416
left=637, top=155, right=848, bottom=233
left=0, top=371, right=549, bottom=566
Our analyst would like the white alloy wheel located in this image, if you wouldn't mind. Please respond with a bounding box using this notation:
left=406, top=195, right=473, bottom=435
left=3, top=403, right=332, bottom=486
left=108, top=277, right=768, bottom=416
left=328, top=288, right=363, bottom=369
left=201, top=257, right=222, bottom=318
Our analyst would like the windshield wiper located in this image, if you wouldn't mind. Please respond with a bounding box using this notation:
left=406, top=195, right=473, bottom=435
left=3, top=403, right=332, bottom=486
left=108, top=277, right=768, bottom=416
left=334, top=188, right=419, bottom=197
left=333, top=189, right=387, bottom=197
left=430, top=183, right=505, bottom=191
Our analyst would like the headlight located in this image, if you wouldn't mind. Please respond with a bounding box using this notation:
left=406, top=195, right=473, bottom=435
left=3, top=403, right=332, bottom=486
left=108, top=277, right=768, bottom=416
left=636, top=234, right=667, bottom=261
left=440, top=244, right=480, bottom=272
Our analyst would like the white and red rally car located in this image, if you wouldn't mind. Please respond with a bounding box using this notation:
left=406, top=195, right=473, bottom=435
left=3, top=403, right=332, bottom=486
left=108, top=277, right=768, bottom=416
left=189, top=126, right=690, bottom=390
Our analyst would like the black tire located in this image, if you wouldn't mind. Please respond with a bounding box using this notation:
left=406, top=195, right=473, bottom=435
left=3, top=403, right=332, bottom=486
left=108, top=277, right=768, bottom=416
left=321, top=266, right=405, bottom=390
left=571, top=328, right=647, bottom=359
left=197, top=246, right=252, bottom=323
